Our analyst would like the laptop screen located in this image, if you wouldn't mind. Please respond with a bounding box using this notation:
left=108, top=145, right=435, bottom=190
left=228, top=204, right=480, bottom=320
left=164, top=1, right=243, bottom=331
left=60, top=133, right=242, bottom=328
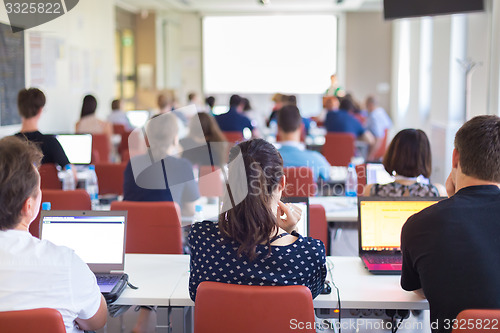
left=56, top=134, right=92, bottom=165
left=40, top=211, right=126, bottom=272
left=359, top=198, right=440, bottom=251
left=126, top=110, right=150, bottom=128
left=282, top=197, right=309, bottom=237
left=366, top=163, right=394, bottom=185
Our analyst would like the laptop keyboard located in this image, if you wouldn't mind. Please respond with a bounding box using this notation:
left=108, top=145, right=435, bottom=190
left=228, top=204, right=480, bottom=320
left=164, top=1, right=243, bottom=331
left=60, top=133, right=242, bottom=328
left=96, top=274, right=120, bottom=285
left=365, top=255, right=402, bottom=264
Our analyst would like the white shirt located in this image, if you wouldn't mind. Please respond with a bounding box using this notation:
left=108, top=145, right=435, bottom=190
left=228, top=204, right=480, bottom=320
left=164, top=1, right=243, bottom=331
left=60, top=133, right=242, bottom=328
left=108, top=110, right=133, bottom=131
left=0, top=230, right=102, bottom=333
left=366, top=107, right=392, bottom=138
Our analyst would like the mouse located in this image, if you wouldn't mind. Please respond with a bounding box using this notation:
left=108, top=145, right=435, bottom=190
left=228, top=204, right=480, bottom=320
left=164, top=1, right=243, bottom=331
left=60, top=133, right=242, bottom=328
left=321, top=280, right=332, bottom=294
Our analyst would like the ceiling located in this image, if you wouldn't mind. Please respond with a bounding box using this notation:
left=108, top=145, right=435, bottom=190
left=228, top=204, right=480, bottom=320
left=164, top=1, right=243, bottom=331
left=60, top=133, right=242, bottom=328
left=116, top=0, right=383, bottom=14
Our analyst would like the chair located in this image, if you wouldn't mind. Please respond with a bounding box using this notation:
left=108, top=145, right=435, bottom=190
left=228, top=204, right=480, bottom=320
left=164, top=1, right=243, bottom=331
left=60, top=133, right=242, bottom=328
left=310, top=204, right=328, bottom=251
left=198, top=165, right=224, bottom=198
left=112, top=123, right=127, bottom=135
left=119, top=130, right=133, bottom=162
left=194, top=281, right=316, bottom=333
left=322, top=132, right=356, bottom=167
left=452, top=309, right=500, bottom=332
left=0, top=308, right=66, bottom=333
left=94, top=162, right=127, bottom=195
left=282, top=167, right=317, bottom=197
left=30, top=189, right=92, bottom=238
left=39, top=164, right=62, bottom=190
left=110, top=201, right=183, bottom=254
left=371, top=129, right=389, bottom=161
left=356, top=164, right=367, bottom=196
left=223, top=131, right=244, bottom=144
left=91, top=134, right=111, bottom=163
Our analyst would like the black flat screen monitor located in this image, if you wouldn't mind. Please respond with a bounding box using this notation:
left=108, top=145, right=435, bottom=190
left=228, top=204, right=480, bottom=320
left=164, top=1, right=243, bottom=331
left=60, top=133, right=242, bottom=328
left=384, top=0, right=484, bottom=20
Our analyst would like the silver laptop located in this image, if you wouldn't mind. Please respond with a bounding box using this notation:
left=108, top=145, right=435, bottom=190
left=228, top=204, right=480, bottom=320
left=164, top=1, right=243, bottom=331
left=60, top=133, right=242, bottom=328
left=55, top=134, right=93, bottom=165
left=40, top=211, right=127, bottom=295
left=281, top=197, right=309, bottom=237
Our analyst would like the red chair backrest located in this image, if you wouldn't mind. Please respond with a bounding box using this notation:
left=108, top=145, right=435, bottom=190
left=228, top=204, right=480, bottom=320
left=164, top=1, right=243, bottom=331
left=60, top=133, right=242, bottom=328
left=0, top=308, right=66, bottom=333
left=30, top=189, right=92, bottom=238
left=282, top=167, right=317, bottom=197
left=194, top=282, right=316, bottom=333
left=110, top=201, right=183, bottom=254
left=198, top=165, right=224, bottom=198
left=94, top=162, right=127, bottom=195
left=372, top=129, right=389, bottom=161
left=119, top=131, right=133, bottom=162
left=452, top=309, right=500, bottom=332
left=112, top=123, right=127, bottom=135
left=322, top=132, right=356, bottom=167
left=39, top=164, right=62, bottom=190
left=223, top=131, right=244, bottom=143
left=91, top=134, right=110, bottom=163
left=310, top=204, right=328, bottom=250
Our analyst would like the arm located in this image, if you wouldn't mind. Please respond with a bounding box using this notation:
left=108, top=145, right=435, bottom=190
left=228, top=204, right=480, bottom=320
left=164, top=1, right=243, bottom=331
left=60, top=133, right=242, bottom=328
left=75, top=295, right=108, bottom=331
left=276, top=201, right=302, bottom=234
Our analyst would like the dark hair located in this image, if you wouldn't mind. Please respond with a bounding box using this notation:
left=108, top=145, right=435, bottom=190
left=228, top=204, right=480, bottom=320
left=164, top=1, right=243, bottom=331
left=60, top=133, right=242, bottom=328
left=283, top=95, right=297, bottom=106
left=188, top=92, right=196, bottom=102
left=0, top=136, right=42, bottom=230
left=80, top=95, right=97, bottom=118
left=241, top=98, right=252, bottom=112
left=383, top=129, right=432, bottom=178
left=205, top=96, right=215, bottom=108
left=339, top=98, right=354, bottom=112
left=194, top=112, right=226, bottom=143
left=229, top=95, right=242, bottom=108
left=17, top=88, right=46, bottom=119
left=219, top=139, right=284, bottom=260
left=454, top=115, right=500, bottom=182
left=111, top=99, right=121, bottom=111
left=278, top=105, right=302, bottom=133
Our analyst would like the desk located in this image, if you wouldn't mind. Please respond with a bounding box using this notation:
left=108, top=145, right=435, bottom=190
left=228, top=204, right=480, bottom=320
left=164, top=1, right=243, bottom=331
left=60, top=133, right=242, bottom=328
left=310, top=196, right=358, bottom=222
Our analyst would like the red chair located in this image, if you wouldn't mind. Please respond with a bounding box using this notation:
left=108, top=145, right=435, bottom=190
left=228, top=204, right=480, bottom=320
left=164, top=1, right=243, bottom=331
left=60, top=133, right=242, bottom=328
left=119, top=130, right=133, bottom=162
left=198, top=165, right=224, bottom=198
left=94, top=162, right=127, bottom=195
left=322, top=132, right=356, bottom=167
left=39, top=164, right=61, bottom=190
left=112, top=123, right=127, bottom=135
left=223, top=131, right=244, bottom=144
left=310, top=204, right=328, bottom=251
left=372, top=129, right=389, bottom=161
left=0, top=308, right=66, bottom=333
left=282, top=167, right=317, bottom=197
left=452, top=309, right=500, bottom=332
left=91, top=134, right=111, bottom=163
left=195, top=282, right=316, bottom=333
left=110, top=201, right=182, bottom=254
left=30, top=189, right=92, bottom=238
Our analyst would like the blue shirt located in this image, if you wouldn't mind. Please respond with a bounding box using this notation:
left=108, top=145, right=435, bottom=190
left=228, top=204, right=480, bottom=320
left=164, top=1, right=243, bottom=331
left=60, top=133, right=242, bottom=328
left=215, top=108, right=254, bottom=133
left=123, top=154, right=200, bottom=206
left=277, top=142, right=331, bottom=181
left=325, top=110, right=365, bottom=137
left=365, top=107, right=392, bottom=138
left=188, top=221, right=327, bottom=301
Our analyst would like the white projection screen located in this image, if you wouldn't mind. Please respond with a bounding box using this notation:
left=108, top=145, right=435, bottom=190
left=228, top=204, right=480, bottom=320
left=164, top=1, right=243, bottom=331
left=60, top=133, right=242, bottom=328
left=203, top=15, right=337, bottom=94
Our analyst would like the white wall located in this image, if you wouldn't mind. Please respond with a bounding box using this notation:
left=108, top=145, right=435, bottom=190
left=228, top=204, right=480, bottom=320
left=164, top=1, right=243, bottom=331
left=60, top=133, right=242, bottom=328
left=0, top=0, right=115, bottom=137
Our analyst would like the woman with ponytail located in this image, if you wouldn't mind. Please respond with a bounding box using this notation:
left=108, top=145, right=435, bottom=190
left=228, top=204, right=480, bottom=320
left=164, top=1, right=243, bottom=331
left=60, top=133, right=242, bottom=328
left=188, top=139, right=326, bottom=301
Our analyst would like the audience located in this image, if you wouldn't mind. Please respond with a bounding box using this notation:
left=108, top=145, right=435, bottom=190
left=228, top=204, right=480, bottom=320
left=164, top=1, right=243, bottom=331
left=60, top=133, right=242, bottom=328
left=363, top=129, right=446, bottom=197
left=364, top=95, right=392, bottom=159
left=158, top=93, right=188, bottom=138
left=189, top=139, right=327, bottom=301
left=215, top=94, right=255, bottom=136
left=0, top=136, right=107, bottom=333
left=107, top=99, right=132, bottom=131
left=15, top=88, right=71, bottom=169
left=401, top=115, right=500, bottom=333
left=277, top=105, right=330, bottom=182
left=75, top=95, right=113, bottom=137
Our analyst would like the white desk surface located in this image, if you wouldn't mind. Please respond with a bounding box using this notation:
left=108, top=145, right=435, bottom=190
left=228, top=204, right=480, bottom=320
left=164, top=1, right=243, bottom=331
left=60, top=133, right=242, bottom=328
left=310, top=196, right=358, bottom=222
left=117, top=254, right=427, bottom=311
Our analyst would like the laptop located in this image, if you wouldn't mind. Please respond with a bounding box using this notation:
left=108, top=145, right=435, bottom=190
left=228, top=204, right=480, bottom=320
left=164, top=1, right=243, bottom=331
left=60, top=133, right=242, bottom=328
left=358, top=197, right=443, bottom=274
left=281, top=197, right=309, bottom=237
left=40, top=210, right=128, bottom=302
left=126, top=110, right=150, bottom=128
left=55, top=134, right=93, bottom=165
left=365, top=162, right=394, bottom=185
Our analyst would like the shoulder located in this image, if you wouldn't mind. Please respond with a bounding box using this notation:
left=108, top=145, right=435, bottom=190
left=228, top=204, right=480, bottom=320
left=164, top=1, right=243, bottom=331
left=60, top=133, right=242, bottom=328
left=403, top=198, right=448, bottom=232
left=189, top=221, right=220, bottom=242
left=295, top=236, right=326, bottom=257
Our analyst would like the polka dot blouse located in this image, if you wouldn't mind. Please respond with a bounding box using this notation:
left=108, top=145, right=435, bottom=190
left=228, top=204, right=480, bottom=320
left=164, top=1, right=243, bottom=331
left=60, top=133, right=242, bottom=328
left=188, top=221, right=327, bottom=301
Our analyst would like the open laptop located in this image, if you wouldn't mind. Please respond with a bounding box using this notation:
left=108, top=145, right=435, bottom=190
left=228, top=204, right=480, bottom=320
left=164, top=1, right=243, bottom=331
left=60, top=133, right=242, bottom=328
left=55, top=134, right=93, bottom=165
left=40, top=211, right=128, bottom=302
left=281, top=197, right=309, bottom=237
left=358, top=197, right=443, bottom=274
left=365, top=162, right=394, bottom=185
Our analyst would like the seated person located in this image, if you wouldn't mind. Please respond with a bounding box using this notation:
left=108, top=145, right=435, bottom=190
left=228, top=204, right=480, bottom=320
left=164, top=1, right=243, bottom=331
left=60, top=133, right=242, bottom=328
left=76, top=94, right=113, bottom=136
left=363, top=129, right=447, bottom=197
left=276, top=105, right=331, bottom=182
left=189, top=139, right=327, bottom=301
left=215, top=94, right=255, bottom=137
left=364, top=95, right=392, bottom=160
left=180, top=112, right=227, bottom=167
left=123, top=113, right=200, bottom=216
left=15, top=88, right=70, bottom=169
left=401, top=115, right=500, bottom=333
left=0, top=136, right=107, bottom=333
left=107, top=99, right=133, bottom=131
left=325, top=98, right=374, bottom=146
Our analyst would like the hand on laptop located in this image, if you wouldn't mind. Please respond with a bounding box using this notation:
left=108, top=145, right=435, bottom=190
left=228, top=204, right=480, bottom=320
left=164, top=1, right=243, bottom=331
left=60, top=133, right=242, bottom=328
left=277, top=201, right=302, bottom=234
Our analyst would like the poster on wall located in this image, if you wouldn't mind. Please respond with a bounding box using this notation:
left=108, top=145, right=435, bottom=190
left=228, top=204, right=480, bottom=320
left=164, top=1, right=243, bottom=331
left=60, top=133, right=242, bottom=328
left=0, top=22, right=24, bottom=126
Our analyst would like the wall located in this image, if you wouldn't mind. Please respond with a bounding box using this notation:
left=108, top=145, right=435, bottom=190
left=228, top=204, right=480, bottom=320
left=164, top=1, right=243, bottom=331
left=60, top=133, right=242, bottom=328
left=0, top=0, right=115, bottom=137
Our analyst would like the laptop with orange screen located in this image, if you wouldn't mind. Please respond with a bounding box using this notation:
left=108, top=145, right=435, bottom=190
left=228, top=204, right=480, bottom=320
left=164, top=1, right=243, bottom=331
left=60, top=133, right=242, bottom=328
left=358, top=197, right=443, bottom=274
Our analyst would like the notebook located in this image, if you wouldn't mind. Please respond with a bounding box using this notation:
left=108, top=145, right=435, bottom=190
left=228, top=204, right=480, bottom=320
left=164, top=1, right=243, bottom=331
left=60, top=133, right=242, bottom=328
left=55, top=134, right=93, bottom=165
left=358, top=197, right=443, bottom=274
left=281, top=197, right=309, bottom=237
left=40, top=211, right=128, bottom=301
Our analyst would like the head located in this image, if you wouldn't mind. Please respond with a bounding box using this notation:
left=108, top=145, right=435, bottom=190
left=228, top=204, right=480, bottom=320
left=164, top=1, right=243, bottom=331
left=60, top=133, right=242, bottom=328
left=0, top=136, right=43, bottom=231
left=189, top=112, right=225, bottom=142
left=187, top=92, right=197, bottom=103
left=324, top=97, right=339, bottom=111
left=339, top=98, right=355, bottom=112
left=330, top=74, right=337, bottom=85
left=283, top=95, right=297, bottom=107
left=277, top=105, right=302, bottom=141
left=229, top=94, right=242, bottom=109
left=272, top=93, right=284, bottom=109
left=205, top=96, right=215, bottom=109
left=80, top=95, right=97, bottom=118
left=145, top=113, right=179, bottom=160
left=111, top=99, right=122, bottom=111
left=383, top=129, right=432, bottom=178
left=157, top=94, right=172, bottom=111
left=219, top=139, right=285, bottom=260
left=18, top=88, right=46, bottom=119
left=454, top=115, right=500, bottom=183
